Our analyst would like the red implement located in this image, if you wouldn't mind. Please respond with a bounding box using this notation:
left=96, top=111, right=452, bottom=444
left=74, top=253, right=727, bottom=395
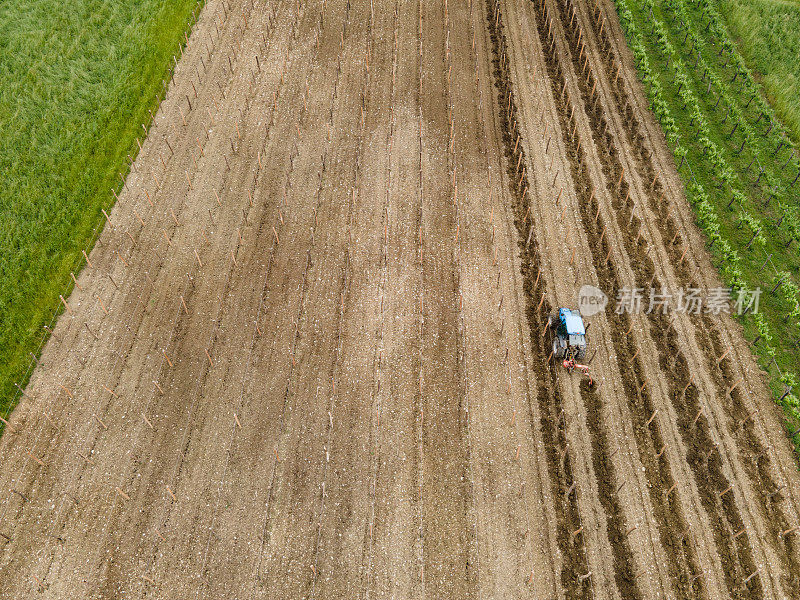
left=562, top=358, right=593, bottom=386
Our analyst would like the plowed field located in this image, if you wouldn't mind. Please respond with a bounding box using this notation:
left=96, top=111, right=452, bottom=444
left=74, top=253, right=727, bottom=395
left=2, top=0, right=799, bottom=598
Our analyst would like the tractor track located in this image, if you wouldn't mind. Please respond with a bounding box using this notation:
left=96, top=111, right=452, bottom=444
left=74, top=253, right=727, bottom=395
left=488, top=3, right=595, bottom=597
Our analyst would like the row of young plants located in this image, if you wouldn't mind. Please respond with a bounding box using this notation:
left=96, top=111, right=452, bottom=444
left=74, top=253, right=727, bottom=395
left=695, top=0, right=800, bottom=172
left=661, top=0, right=800, bottom=185
left=661, top=0, right=800, bottom=240
left=659, top=0, right=800, bottom=416
left=613, top=0, right=800, bottom=430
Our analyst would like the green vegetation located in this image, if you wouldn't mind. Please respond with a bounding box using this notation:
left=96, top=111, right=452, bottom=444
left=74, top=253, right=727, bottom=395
left=717, top=0, right=800, bottom=146
left=0, top=0, right=202, bottom=417
left=612, top=0, right=800, bottom=439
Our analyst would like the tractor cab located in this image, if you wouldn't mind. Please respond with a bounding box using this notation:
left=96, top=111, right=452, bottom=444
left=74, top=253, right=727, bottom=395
left=549, top=308, right=587, bottom=360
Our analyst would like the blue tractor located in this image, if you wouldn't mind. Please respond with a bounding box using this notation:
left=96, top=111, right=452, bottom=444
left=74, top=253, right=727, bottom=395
left=548, top=308, right=592, bottom=383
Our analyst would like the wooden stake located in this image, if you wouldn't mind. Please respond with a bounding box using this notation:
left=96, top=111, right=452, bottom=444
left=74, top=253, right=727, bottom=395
left=743, top=570, right=759, bottom=585
left=82, top=250, right=94, bottom=268
left=60, top=295, right=72, bottom=314
left=728, top=379, right=743, bottom=395
left=780, top=525, right=799, bottom=537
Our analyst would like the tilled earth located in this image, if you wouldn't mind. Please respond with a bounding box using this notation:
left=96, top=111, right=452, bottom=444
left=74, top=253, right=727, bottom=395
left=1, top=0, right=800, bottom=598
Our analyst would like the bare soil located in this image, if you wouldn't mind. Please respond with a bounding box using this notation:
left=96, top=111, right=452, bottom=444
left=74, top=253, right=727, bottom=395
left=1, top=0, right=799, bottom=598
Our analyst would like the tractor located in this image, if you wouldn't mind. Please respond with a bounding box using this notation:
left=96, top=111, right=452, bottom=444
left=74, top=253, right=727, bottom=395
left=547, top=308, right=593, bottom=385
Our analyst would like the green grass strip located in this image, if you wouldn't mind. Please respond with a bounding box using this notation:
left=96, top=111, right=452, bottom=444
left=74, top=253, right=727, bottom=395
left=0, top=0, right=204, bottom=421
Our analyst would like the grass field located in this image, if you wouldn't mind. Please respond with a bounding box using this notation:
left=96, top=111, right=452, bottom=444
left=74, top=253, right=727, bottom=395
left=0, top=0, right=202, bottom=417
left=613, top=0, right=800, bottom=439
left=718, top=0, right=800, bottom=146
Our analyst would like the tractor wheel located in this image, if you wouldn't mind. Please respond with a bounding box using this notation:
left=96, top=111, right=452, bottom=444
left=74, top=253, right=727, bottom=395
left=575, top=345, right=587, bottom=361
left=547, top=310, right=559, bottom=330
left=552, top=338, right=566, bottom=360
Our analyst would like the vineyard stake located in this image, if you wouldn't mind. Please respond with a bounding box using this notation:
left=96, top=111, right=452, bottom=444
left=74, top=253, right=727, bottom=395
left=780, top=525, right=799, bottom=537
left=728, top=379, right=742, bottom=395
left=738, top=410, right=758, bottom=428
left=743, top=570, right=759, bottom=585
left=82, top=250, right=94, bottom=268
